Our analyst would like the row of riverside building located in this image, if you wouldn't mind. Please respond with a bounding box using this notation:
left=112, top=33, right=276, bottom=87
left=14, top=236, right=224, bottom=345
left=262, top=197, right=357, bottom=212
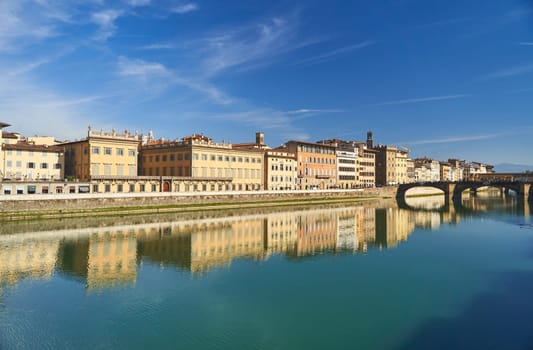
left=0, top=122, right=494, bottom=195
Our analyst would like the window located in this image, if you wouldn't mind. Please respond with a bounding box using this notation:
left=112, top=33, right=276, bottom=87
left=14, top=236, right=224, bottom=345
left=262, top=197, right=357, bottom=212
left=104, top=164, right=111, bottom=176
left=201, top=154, right=207, bottom=161
left=41, top=163, right=48, bottom=169
left=151, top=184, right=157, bottom=192
left=6, top=160, right=12, bottom=168
left=128, top=149, right=136, bottom=156
left=28, top=162, right=35, bottom=169
left=177, top=153, right=183, bottom=160
left=92, top=147, right=100, bottom=154
left=218, top=155, right=223, bottom=161
left=92, top=184, right=99, bottom=193
left=92, top=164, right=100, bottom=175
left=117, top=184, right=123, bottom=192
left=129, top=184, right=135, bottom=192
left=54, top=163, right=61, bottom=169
left=117, top=148, right=124, bottom=156
left=16, top=161, right=21, bottom=168
left=140, top=184, right=145, bottom=192
left=170, top=154, right=175, bottom=161
left=210, top=154, right=216, bottom=161
left=193, top=153, right=199, bottom=160
left=16, top=150, right=22, bottom=156
left=104, top=147, right=112, bottom=155
left=162, top=155, right=167, bottom=161
left=105, top=184, right=111, bottom=192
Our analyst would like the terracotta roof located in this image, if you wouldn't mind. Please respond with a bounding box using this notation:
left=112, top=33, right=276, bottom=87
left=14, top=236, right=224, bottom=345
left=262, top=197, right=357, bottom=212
left=2, top=132, right=20, bottom=139
left=3, top=142, right=63, bottom=152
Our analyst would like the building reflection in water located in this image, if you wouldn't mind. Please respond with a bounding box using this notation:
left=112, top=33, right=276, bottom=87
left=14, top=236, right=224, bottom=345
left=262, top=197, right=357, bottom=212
left=0, top=197, right=518, bottom=291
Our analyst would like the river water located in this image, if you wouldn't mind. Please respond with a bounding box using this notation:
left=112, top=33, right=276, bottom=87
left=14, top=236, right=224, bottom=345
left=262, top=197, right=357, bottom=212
left=1, top=195, right=532, bottom=350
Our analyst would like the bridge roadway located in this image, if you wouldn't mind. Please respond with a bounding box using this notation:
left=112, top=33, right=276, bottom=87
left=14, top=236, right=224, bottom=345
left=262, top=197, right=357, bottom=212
left=397, top=181, right=533, bottom=204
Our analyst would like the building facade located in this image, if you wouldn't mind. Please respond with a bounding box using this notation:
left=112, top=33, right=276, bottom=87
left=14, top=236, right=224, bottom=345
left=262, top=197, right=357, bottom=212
left=264, top=149, right=297, bottom=190
left=356, top=143, right=376, bottom=188
left=62, top=127, right=140, bottom=182
left=284, top=141, right=337, bottom=190
left=141, top=133, right=264, bottom=192
left=414, top=158, right=441, bottom=182
left=375, top=145, right=397, bottom=186
left=395, top=150, right=411, bottom=184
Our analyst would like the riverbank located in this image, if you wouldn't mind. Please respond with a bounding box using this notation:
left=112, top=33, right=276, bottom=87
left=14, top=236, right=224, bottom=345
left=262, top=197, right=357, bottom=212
left=0, top=187, right=397, bottom=221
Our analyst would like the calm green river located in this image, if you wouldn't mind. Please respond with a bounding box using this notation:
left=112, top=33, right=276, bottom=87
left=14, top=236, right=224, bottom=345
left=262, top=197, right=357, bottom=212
left=1, top=195, right=532, bottom=350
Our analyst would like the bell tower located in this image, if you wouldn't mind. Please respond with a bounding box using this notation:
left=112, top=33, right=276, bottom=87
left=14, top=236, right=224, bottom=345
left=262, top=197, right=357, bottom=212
left=366, top=130, right=373, bottom=149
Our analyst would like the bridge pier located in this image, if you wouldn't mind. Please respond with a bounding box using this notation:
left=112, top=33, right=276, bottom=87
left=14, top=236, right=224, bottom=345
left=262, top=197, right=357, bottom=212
left=518, top=183, right=531, bottom=202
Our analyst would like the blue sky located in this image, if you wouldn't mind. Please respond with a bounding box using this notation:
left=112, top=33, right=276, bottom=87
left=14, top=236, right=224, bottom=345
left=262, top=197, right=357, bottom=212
left=1, top=0, right=532, bottom=165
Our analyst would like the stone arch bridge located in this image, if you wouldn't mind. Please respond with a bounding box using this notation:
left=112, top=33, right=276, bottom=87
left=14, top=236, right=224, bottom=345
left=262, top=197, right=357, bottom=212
left=396, top=181, right=532, bottom=204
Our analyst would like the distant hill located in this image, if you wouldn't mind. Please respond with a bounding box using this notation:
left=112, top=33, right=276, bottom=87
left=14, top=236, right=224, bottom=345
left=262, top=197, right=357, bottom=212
left=494, top=163, right=533, bottom=173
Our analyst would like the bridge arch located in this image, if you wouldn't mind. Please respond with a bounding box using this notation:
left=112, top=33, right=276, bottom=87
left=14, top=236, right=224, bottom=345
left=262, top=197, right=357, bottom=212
left=397, top=181, right=530, bottom=203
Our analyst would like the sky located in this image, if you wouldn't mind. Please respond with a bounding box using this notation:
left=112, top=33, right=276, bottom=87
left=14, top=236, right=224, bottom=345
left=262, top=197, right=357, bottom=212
left=1, top=0, right=533, bottom=166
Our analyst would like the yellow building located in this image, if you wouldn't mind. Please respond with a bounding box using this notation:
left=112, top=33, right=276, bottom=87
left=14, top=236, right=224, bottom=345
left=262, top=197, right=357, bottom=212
left=141, top=133, right=264, bottom=192
left=2, top=142, right=63, bottom=181
left=356, top=144, right=377, bottom=188
left=1, top=123, right=64, bottom=181
left=62, top=126, right=139, bottom=182
left=440, top=162, right=451, bottom=182
left=395, top=149, right=410, bottom=184
left=265, top=149, right=297, bottom=190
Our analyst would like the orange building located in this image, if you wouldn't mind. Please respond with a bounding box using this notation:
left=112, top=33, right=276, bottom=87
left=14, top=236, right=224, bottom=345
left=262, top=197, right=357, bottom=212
left=284, top=141, right=337, bottom=190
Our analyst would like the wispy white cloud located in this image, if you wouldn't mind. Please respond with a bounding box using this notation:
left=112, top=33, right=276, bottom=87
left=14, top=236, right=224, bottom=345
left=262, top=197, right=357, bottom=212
left=208, top=108, right=306, bottom=132
left=0, top=0, right=58, bottom=51
left=116, top=56, right=232, bottom=104
left=7, top=58, right=51, bottom=76
left=295, top=41, right=375, bottom=66
left=127, top=0, right=151, bottom=7
left=402, top=133, right=502, bottom=145
left=196, top=14, right=320, bottom=76
left=518, top=42, right=533, bottom=46
left=371, top=94, right=469, bottom=106
left=483, top=63, right=533, bottom=79
left=117, top=56, right=171, bottom=79
left=37, top=95, right=114, bottom=108
left=91, top=9, right=124, bottom=41
left=138, top=43, right=176, bottom=50
left=173, top=3, right=198, bottom=14
left=0, top=74, right=99, bottom=140
left=286, top=108, right=343, bottom=115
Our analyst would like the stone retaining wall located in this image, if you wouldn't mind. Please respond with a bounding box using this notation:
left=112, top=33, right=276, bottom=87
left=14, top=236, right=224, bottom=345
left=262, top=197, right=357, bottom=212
left=0, top=187, right=397, bottom=214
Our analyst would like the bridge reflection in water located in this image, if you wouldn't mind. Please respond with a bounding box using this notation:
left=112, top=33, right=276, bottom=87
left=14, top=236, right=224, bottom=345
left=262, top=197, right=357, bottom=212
left=0, top=196, right=529, bottom=292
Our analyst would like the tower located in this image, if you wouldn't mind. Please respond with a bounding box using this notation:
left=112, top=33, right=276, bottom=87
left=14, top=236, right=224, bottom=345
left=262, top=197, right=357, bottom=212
left=256, top=132, right=265, bottom=146
left=366, top=130, right=373, bottom=149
